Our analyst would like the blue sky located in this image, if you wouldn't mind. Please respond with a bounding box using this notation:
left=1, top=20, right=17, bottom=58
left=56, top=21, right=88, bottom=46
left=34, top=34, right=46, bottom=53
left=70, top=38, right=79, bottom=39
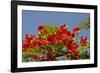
left=22, top=10, right=90, bottom=41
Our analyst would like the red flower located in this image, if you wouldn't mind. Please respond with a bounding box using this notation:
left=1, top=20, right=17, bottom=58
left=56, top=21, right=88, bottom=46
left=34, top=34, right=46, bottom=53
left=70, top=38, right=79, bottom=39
left=66, top=31, right=71, bottom=36
left=57, top=24, right=68, bottom=35
left=22, top=44, right=28, bottom=50
left=71, top=32, right=75, bottom=38
left=60, top=24, right=68, bottom=29
left=58, top=27, right=70, bottom=37
left=25, top=34, right=33, bottom=43
left=22, top=34, right=37, bottom=50
left=38, top=26, right=44, bottom=31
left=65, top=31, right=75, bottom=41
left=67, top=43, right=79, bottom=53
left=48, top=34, right=55, bottom=42
left=32, top=55, right=40, bottom=59
left=56, top=36, right=63, bottom=42
left=48, top=34, right=63, bottom=43
left=32, top=35, right=36, bottom=40
left=57, top=27, right=75, bottom=42
left=22, top=40, right=29, bottom=51
left=73, top=27, right=80, bottom=35
left=41, top=39, right=49, bottom=44
left=63, top=39, right=67, bottom=45
left=38, top=39, right=49, bottom=46
left=72, top=52, right=80, bottom=59
left=80, top=36, right=88, bottom=46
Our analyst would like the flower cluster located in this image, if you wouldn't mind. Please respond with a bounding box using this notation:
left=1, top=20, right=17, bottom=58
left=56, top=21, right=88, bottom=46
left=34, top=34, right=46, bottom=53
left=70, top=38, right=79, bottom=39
left=22, top=24, right=90, bottom=62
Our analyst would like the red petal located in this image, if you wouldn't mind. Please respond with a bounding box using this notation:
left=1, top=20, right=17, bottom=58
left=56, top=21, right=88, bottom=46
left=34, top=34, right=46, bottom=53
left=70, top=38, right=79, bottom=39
left=38, top=26, right=44, bottom=31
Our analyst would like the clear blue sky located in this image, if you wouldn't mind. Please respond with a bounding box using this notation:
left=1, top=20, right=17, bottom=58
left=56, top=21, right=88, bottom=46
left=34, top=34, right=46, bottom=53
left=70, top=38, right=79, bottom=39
left=22, top=10, right=90, bottom=41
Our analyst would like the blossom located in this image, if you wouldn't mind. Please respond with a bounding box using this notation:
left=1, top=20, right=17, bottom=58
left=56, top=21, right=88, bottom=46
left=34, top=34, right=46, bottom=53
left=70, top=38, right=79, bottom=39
left=65, top=31, right=75, bottom=41
left=72, top=52, right=80, bottom=59
left=22, top=40, right=29, bottom=51
left=38, top=26, right=44, bottom=31
left=25, top=34, right=33, bottom=43
left=37, top=38, right=49, bottom=46
left=60, top=24, right=68, bottom=29
left=67, top=42, right=79, bottom=53
left=32, top=55, right=41, bottom=59
left=48, top=34, right=56, bottom=42
left=71, top=32, right=75, bottom=38
left=55, top=36, right=63, bottom=42
left=22, top=34, right=36, bottom=50
left=48, top=34, right=63, bottom=43
left=57, top=24, right=68, bottom=35
left=73, top=27, right=80, bottom=35
left=80, top=36, right=88, bottom=46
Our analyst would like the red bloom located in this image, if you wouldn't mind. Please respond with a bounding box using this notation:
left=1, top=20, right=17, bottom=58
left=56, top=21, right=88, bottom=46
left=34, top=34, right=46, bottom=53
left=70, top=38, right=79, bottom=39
left=58, top=27, right=71, bottom=37
left=66, top=31, right=71, bottom=36
left=65, top=31, right=75, bottom=41
left=32, top=35, right=36, bottom=40
left=42, top=39, right=49, bottom=44
left=25, top=34, right=33, bottom=43
left=71, top=32, right=75, bottom=38
left=72, top=52, right=80, bottom=59
left=38, top=26, right=44, bottom=31
left=48, top=34, right=56, bottom=42
left=60, top=24, right=68, bottom=29
left=32, top=55, right=40, bottom=59
left=57, top=24, right=68, bottom=35
left=22, top=40, right=29, bottom=51
left=63, top=39, right=67, bottom=45
left=80, top=36, right=88, bottom=46
left=38, top=39, right=49, bottom=46
left=73, top=27, right=80, bottom=35
left=48, top=34, right=63, bottom=43
left=22, top=44, right=28, bottom=50
left=67, top=43, right=79, bottom=53
left=57, top=27, right=75, bottom=42
left=56, top=36, right=63, bottom=42
left=22, top=34, right=36, bottom=50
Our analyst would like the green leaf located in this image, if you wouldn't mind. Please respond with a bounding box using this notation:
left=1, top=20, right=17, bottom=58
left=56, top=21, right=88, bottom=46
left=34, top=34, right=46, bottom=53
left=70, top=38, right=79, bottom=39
left=77, top=22, right=90, bottom=30
left=22, top=51, right=32, bottom=58
left=31, top=49, right=40, bottom=55
left=65, top=53, right=72, bottom=60
left=22, top=48, right=40, bottom=58
left=78, top=44, right=90, bottom=53
left=44, top=24, right=58, bottom=35
left=80, top=50, right=90, bottom=59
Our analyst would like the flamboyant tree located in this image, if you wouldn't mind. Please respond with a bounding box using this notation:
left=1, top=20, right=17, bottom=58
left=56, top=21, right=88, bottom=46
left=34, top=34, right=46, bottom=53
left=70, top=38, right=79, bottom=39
left=22, top=18, right=90, bottom=62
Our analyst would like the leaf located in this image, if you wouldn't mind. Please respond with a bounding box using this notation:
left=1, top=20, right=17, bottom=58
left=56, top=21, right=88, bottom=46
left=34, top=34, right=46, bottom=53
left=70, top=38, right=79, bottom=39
left=22, top=48, right=40, bottom=58
left=31, top=49, right=40, bottom=55
left=44, top=24, right=58, bottom=35
left=78, top=44, right=90, bottom=53
left=77, top=22, right=90, bottom=30
left=65, top=53, right=72, bottom=60
left=22, top=51, right=32, bottom=58
left=80, top=50, right=90, bottom=59
left=78, top=43, right=90, bottom=59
